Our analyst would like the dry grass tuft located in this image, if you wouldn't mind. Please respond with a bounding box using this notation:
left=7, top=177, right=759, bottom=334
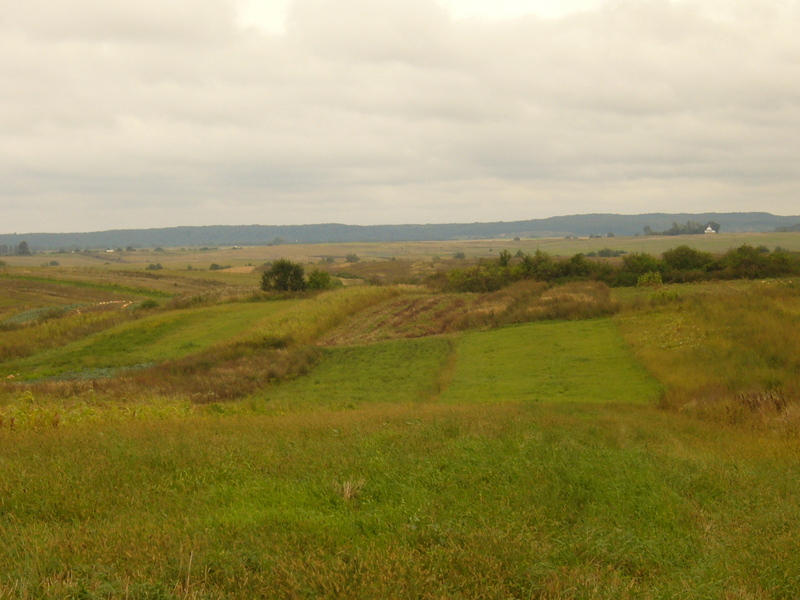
left=337, top=478, right=366, bottom=501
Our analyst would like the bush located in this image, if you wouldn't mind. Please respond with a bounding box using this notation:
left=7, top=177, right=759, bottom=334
left=345, top=253, right=360, bottom=263
left=145, top=263, right=163, bottom=271
left=622, top=252, right=663, bottom=275
left=307, top=269, right=336, bottom=290
left=661, top=245, right=713, bottom=271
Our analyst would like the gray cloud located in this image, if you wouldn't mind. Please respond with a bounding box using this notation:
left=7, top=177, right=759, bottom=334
left=2, top=0, right=799, bottom=233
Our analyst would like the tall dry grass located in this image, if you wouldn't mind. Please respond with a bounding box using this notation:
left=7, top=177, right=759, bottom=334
left=447, top=280, right=619, bottom=331
left=616, top=279, right=800, bottom=428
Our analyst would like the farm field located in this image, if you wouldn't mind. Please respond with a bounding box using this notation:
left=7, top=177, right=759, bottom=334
left=2, top=237, right=800, bottom=598
left=4, top=231, right=800, bottom=274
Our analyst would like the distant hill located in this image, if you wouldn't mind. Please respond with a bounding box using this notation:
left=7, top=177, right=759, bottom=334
left=2, top=213, right=799, bottom=252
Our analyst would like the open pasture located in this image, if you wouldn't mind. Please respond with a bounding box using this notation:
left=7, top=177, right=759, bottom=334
left=2, top=245, right=800, bottom=598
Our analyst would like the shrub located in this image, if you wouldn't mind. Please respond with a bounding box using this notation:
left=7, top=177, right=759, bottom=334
left=637, top=271, right=663, bottom=287
left=516, top=250, right=558, bottom=281
left=661, top=245, right=713, bottom=271
left=307, top=269, right=336, bottom=290
left=145, top=263, right=163, bottom=271
left=345, top=253, right=360, bottom=263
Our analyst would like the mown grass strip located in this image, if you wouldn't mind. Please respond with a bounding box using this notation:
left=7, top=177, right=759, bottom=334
left=259, top=337, right=454, bottom=409
left=441, top=319, right=662, bottom=404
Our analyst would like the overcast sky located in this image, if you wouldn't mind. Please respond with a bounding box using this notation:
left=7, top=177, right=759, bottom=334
left=2, top=0, right=799, bottom=233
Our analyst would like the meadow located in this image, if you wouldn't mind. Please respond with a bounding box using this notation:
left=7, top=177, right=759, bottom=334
left=1, top=233, right=800, bottom=598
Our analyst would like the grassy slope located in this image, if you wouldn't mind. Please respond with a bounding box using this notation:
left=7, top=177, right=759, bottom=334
left=2, top=301, right=293, bottom=380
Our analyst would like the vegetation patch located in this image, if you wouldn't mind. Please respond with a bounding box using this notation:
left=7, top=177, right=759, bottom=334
left=616, top=279, right=800, bottom=427
left=1, top=301, right=295, bottom=381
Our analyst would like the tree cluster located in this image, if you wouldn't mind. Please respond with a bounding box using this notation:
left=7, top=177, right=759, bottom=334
left=0, top=241, right=32, bottom=256
left=643, top=221, right=720, bottom=236
left=260, top=259, right=338, bottom=292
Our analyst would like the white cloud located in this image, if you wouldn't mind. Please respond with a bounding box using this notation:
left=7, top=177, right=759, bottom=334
left=2, top=0, right=800, bottom=233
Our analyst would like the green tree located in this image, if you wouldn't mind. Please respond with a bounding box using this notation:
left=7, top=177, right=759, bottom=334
left=261, top=259, right=306, bottom=292
left=16, top=241, right=31, bottom=256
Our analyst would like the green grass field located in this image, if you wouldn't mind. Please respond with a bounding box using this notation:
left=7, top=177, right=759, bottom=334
left=2, top=253, right=800, bottom=598
left=2, top=403, right=800, bottom=598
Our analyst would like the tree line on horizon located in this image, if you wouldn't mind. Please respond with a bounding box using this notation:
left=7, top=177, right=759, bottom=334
left=0, top=241, right=31, bottom=256
left=437, top=244, right=800, bottom=293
